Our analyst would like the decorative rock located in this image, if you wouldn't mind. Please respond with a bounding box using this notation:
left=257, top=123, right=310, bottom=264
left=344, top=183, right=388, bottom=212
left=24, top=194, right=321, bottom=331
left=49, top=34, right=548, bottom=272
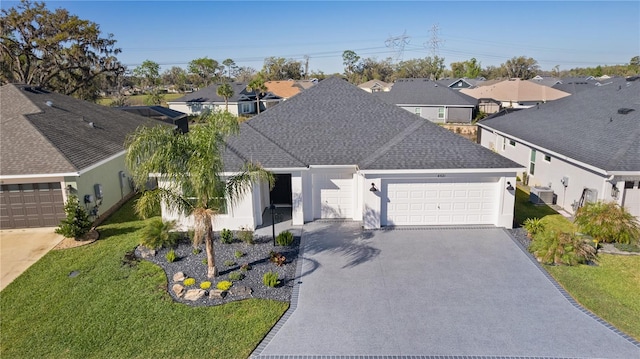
left=184, top=289, right=206, bottom=301
left=209, top=289, right=227, bottom=299
left=172, top=284, right=185, bottom=298
left=138, top=247, right=156, bottom=258
left=172, top=272, right=186, bottom=282
left=229, top=285, right=253, bottom=297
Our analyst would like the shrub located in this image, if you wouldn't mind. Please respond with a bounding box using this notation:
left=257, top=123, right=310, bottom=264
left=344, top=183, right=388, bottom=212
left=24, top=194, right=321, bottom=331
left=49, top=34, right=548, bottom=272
left=276, top=230, right=294, bottom=246
left=165, top=249, right=177, bottom=263
left=270, top=251, right=286, bottom=266
left=192, top=248, right=201, bottom=255
left=574, top=201, right=640, bottom=244
left=139, top=218, right=177, bottom=249
left=199, top=281, right=211, bottom=290
left=228, top=271, right=244, bottom=281
left=523, top=217, right=545, bottom=238
left=529, top=231, right=597, bottom=266
left=240, top=263, right=251, bottom=271
left=263, top=271, right=280, bottom=287
left=201, top=258, right=207, bottom=265
left=224, top=260, right=236, bottom=267
left=238, top=226, right=254, bottom=244
left=234, top=250, right=245, bottom=258
left=55, top=195, right=92, bottom=239
left=183, top=277, right=196, bottom=286
left=216, top=280, right=232, bottom=291
left=220, top=228, right=234, bottom=244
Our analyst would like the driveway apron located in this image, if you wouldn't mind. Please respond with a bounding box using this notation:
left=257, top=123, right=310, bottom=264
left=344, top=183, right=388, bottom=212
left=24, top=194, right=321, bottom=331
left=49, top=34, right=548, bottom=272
left=253, top=221, right=640, bottom=358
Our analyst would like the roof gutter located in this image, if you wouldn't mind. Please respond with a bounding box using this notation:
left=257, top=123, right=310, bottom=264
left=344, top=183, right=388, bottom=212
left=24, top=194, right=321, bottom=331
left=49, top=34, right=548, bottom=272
left=358, top=167, right=524, bottom=175
left=0, top=172, right=79, bottom=180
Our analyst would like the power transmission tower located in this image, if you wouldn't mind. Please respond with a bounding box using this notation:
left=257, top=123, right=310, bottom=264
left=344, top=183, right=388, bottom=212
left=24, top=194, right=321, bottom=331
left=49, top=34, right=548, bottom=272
left=385, top=30, right=410, bottom=62
left=424, top=23, right=445, bottom=57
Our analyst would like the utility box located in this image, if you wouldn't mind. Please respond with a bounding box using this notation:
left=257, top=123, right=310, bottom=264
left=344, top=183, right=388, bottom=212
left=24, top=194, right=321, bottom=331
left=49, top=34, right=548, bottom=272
left=530, top=186, right=555, bottom=205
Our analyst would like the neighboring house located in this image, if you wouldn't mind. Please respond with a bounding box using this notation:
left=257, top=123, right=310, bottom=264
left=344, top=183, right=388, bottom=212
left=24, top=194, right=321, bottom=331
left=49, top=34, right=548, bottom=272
left=460, top=78, right=571, bottom=112
left=477, top=79, right=640, bottom=219
left=167, top=82, right=282, bottom=116
left=265, top=80, right=314, bottom=100
left=436, top=77, right=485, bottom=90
left=374, top=78, right=478, bottom=123
left=0, top=84, right=163, bottom=229
left=118, top=106, right=189, bottom=133
left=358, top=79, right=393, bottom=93
left=528, top=75, right=562, bottom=88
left=163, top=77, right=522, bottom=231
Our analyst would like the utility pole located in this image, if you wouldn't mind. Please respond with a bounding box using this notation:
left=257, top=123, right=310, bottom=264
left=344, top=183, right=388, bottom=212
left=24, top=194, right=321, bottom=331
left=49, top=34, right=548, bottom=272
left=303, top=55, right=310, bottom=79
left=425, top=23, right=445, bottom=58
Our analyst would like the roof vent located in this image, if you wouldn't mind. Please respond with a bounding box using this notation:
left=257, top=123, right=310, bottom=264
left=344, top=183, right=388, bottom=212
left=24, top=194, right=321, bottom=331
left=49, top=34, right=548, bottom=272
left=45, top=100, right=53, bottom=107
left=617, top=108, right=634, bottom=115
left=88, top=122, right=95, bottom=128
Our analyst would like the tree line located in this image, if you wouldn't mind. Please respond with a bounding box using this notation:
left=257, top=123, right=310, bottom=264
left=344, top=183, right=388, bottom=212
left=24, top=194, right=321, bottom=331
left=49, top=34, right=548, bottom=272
left=2, top=0, right=639, bottom=103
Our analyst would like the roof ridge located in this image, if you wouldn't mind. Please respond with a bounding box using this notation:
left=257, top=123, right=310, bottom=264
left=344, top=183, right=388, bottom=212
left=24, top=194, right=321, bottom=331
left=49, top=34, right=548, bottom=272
left=244, top=120, right=308, bottom=166
left=358, top=119, right=426, bottom=169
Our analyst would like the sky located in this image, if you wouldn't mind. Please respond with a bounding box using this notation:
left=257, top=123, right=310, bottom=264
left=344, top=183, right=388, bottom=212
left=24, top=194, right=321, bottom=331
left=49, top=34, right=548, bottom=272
left=3, top=1, right=639, bottom=74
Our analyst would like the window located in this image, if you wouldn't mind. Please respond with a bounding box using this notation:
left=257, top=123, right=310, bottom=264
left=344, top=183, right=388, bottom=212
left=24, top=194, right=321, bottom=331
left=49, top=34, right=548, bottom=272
left=544, top=154, right=551, bottom=162
left=625, top=181, right=636, bottom=189
left=239, top=103, right=252, bottom=114
left=414, top=108, right=421, bottom=116
left=529, top=149, right=536, bottom=175
left=438, top=107, right=445, bottom=119
left=509, top=139, right=516, bottom=147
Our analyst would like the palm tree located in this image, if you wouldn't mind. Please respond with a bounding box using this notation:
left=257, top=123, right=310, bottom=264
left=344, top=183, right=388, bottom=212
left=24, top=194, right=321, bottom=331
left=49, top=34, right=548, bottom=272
left=125, top=110, right=273, bottom=278
left=216, top=83, right=234, bottom=112
left=247, top=75, right=268, bottom=114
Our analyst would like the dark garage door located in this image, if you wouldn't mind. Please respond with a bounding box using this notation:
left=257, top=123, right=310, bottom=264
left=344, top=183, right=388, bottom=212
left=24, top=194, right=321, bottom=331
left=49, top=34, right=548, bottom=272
left=0, top=183, right=65, bottom=229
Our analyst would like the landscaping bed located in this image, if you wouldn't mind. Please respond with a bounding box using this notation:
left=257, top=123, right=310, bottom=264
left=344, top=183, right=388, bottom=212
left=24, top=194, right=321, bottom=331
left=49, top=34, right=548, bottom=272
left=135, top=234, right=300, bottom=306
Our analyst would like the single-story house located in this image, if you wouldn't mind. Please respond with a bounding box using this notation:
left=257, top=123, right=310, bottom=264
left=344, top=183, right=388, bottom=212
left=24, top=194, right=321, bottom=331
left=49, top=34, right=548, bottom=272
left=374, top=78, right=478, bottom=123
left=436, top=77, right=485, bottom=90
left=118, top=105, right=188, bottom=133
left=358, top=79, right=393, bottom=93
left=461, top=78, right=571, bottom=112
left=167, top=82, right=282, bottom=117
left=163, top=77, right=522, bottom=231
left=265, top=80, right=314, bottom=100
left=0, top=84, right=162, bottom=229
left=477, top=78, right=640, bottom=218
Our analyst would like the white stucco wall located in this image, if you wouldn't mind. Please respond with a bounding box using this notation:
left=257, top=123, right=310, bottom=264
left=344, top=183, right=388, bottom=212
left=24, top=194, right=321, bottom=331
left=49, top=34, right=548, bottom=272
left=168, top=102, right=239, bottom=116
left=479, top=127, right=623, bottom=215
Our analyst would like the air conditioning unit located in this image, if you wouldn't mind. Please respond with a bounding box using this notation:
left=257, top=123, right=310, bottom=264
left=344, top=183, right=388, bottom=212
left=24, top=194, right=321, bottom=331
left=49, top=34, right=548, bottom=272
left=530, top=186, right=555, bottom=205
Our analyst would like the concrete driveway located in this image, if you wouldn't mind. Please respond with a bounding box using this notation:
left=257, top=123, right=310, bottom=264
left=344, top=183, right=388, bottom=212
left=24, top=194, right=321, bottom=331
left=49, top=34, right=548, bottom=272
left=0, top=227, right=63, bottom=291
left=252, top=221, right=640, bottom=358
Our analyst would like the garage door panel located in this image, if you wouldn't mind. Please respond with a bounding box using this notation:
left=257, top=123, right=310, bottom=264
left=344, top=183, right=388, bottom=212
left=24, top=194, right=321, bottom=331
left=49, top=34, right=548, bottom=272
left=385, top=179, right=498, bottom=226
left=314, top=173, right=353, bottom=219
left=0, top=182, right=65, bottom=229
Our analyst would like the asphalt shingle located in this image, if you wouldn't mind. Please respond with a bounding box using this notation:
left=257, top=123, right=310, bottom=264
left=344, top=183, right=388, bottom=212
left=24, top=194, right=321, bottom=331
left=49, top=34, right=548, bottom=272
left=224, top=77, right=520, bottom=171
left=479, top=80, right=640, bottom=172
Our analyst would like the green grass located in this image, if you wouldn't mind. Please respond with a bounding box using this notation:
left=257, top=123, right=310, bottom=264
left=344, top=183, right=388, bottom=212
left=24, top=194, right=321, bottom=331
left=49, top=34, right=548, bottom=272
left=0, top=199, right=288, bottom=359
left=97, top=93, right=184, bottom=107
left=515, top=185, right=639, bottom=341
left=514, top=185, right=559, bottom=226
left=545, top=254, right=640, bottom=341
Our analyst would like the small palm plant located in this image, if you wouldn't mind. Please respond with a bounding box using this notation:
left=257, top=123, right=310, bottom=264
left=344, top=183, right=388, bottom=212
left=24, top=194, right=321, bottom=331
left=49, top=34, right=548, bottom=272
left=523, top=217, right=545, bottom=238
left=574, top=201, right=640, bottom=244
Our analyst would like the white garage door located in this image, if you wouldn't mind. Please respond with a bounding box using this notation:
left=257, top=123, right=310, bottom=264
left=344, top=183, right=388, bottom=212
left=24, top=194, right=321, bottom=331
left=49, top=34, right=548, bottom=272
left=622, top=181, right=640, bottom=218
left=385, top=178, right=498, bottom=226
left=313, top=172, right=353, bottom=219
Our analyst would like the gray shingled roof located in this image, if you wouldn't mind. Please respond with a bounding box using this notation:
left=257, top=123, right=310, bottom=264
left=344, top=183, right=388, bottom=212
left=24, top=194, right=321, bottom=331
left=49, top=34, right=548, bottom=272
left=479, top=80, right=640, bottom=172
left=223, top=77, right=519, bottom=171
left=170, top=82, right=276, bottom=103
left=1, top=84, right=162, bottom=176
left=375, top=78, right=477, bottom=106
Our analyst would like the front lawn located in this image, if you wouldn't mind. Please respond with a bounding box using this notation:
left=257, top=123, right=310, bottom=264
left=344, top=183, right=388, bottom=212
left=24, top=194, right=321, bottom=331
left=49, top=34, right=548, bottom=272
left=515, top=185, right=639, bottom=341
left=545, top=254, right=640, bottom=341
left=0, top=199, right=288, bottom=359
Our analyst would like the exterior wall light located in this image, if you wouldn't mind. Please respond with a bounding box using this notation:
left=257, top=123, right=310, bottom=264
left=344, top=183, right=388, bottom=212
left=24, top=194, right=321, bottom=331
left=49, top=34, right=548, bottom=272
left=369, top=183, right=378, bottom=192
left=506, top=181, right=514, bottom=191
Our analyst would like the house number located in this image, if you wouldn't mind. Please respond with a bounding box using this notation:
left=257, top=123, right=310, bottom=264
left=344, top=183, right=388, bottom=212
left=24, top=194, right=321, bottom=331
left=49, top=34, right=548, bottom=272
left=436, top=174, right=446, bottom=177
